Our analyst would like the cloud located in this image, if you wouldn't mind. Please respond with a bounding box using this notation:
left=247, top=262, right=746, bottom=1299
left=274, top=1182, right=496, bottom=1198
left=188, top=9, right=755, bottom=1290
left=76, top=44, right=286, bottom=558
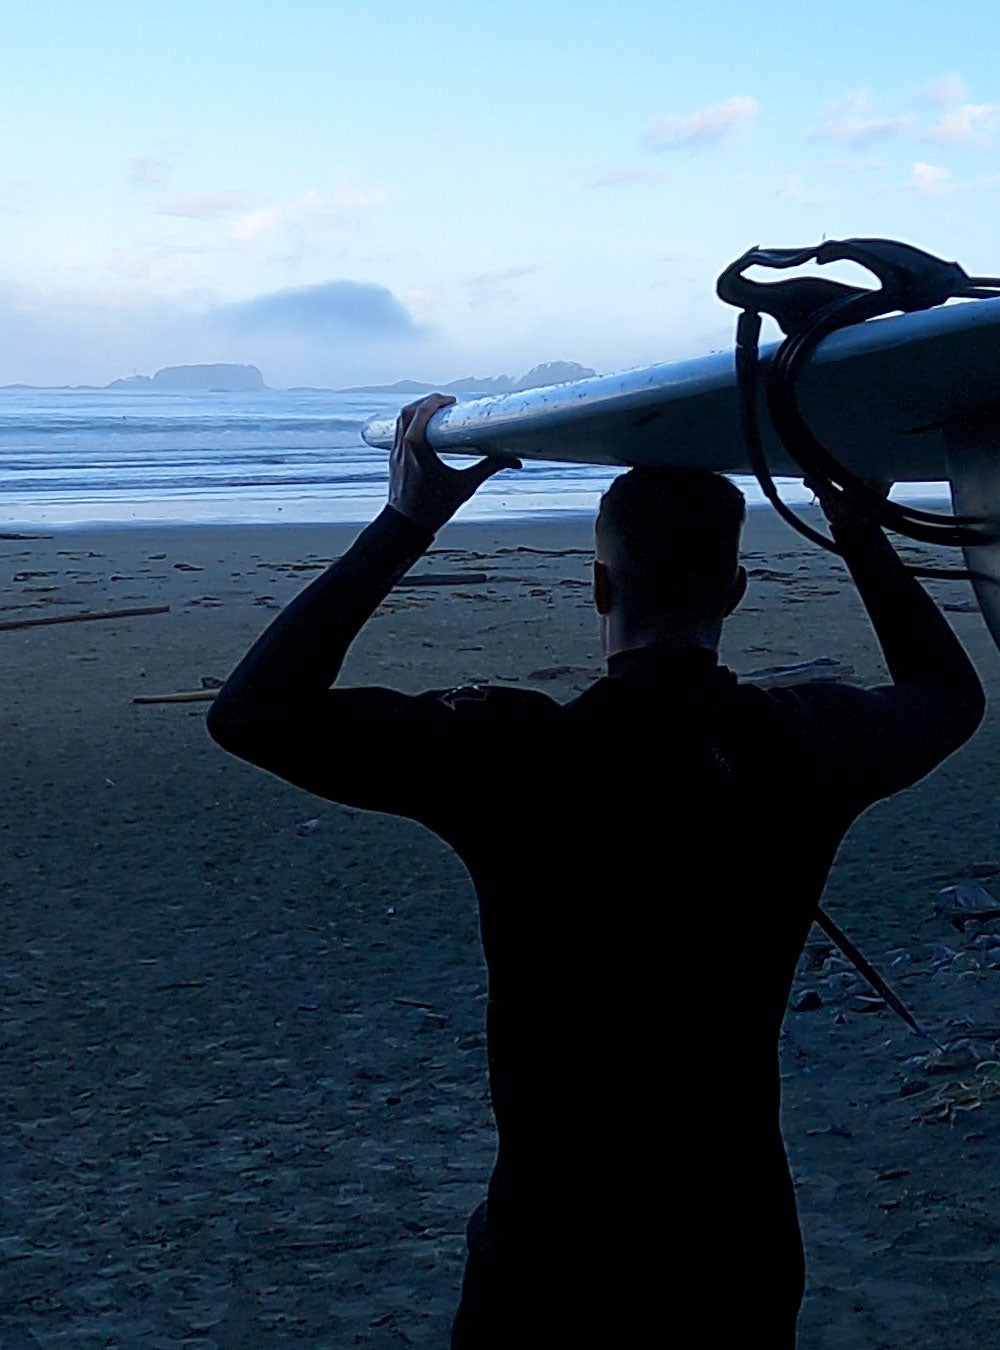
left=919, top=73, right=967, bottom=108
left=215, top=279, right=421, bottom=339
left=126, top=156, right=171, bottom=190
left=808, top=89, right=910, bottom=147
left=155, top=190, right=265, bottom=221
left=593, top=166, right=669, bottom=187
left=641, top=96, right=757, bottom=151
left=113, top=242, right=220, bottom=287
left=471, top=264, right=539, bottom=288
left=230, top=209, right=280, bottom=244
left=226, top=187, right=388, bottom=254
left=286, top=187, right=387, bottom=237
left=0, top=279, right=209, bottom=387
left=907, top=161, right=952, bottom=197
left=905, top=161, right=1000, bottom=198
left=0, top=273, right=429, bottom=387
left=927, top=102, right=1000, bottom=147
left=468, top=264, right=540, bottom=309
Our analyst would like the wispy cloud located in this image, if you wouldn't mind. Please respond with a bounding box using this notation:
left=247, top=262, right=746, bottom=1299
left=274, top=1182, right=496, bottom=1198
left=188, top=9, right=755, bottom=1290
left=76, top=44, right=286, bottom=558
left=593, top=166, right=669, bottom=187
left=907, top=162, right=953, bottom=197
left=906, top=161, right=1000, bottom=198
left=808, top=89, right=910, bottom=147
left=229, top=209, right=280, bottom=244
left=918, top=72, right=967, bottom=108
left=468, top=264, right=540, bottom=308
left=927, top=102, right=1000, bottom=147
left=156, top=190, right=265, bottom=221
left=641, top=96, right=757, bottom=151
left=471, top=264, right=539, bottom=287
left=227, top=187, right=388, bottom=253
left=214, top=279, right=421, bottom=339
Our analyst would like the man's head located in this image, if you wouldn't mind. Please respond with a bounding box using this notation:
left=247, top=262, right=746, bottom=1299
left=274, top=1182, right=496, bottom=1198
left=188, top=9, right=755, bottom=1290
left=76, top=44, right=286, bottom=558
left=594, top=467, right=747, bottom=654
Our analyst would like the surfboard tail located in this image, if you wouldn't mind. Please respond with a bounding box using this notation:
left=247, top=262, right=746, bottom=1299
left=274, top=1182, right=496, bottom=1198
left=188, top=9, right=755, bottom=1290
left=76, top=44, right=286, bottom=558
left=946, top=413, right=1000, bottom=650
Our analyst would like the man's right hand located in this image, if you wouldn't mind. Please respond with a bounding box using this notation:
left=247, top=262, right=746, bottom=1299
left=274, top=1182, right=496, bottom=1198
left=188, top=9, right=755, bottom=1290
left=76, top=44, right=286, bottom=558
left=387, top=393, right=520, bottom=534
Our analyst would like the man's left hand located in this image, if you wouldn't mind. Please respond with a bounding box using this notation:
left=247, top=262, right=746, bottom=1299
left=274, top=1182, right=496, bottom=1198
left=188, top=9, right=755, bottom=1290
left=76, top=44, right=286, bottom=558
left=388, top=393, right=520, bottom=533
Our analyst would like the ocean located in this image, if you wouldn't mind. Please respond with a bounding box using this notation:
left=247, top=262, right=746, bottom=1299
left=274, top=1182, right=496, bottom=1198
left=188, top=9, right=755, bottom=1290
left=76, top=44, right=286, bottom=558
left=0, top=386, right=945, bottom=530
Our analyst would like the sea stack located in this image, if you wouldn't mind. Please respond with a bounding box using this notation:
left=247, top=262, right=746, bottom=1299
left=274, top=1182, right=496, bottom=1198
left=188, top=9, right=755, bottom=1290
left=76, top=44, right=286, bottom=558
left=151, top=364, right=266, bottom=392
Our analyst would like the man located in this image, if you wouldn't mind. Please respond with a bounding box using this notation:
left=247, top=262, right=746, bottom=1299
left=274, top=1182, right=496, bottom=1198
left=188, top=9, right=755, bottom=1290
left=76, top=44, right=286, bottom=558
left=208, top=394, right=984, bottom=1346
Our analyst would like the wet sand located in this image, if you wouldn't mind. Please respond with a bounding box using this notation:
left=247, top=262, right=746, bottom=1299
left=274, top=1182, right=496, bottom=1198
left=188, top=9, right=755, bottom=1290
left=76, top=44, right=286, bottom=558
left=2, top=506, right=1000, bottom=1346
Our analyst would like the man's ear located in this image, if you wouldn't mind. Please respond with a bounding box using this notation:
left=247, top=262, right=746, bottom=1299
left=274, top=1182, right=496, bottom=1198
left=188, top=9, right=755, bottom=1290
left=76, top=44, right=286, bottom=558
left=593, top=560, right=613, bottom=616
left=724, top=565, right=748, bottom=617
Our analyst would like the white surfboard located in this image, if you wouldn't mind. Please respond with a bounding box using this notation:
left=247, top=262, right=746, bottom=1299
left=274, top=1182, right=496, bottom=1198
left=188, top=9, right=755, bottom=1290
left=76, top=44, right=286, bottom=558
left=364, top=295, right=1000, bottom=651
left=362, top=295, right=1000, bottom=483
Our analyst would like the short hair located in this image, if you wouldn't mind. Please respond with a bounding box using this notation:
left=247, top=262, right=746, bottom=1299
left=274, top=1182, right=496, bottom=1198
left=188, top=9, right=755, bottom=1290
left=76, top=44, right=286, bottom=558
left=596, top=467, right=746, bottom=620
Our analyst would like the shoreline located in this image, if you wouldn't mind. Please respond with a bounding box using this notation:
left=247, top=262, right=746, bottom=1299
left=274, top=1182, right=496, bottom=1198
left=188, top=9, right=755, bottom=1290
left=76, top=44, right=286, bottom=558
left=0, top=481, right=954, bottom=537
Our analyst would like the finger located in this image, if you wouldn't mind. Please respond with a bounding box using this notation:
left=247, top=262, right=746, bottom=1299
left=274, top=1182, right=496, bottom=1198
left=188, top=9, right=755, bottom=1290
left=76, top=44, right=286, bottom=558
left=398, top=391, right=450, bottom=435
left=461, top=454, right=521, bottom=488
left=390, top=413, right=408, bottom=463
left=401, top=392, right=454, bottom=425
left=403, top=392, right=455, bottom=444
left=395, top=405, right=420, bottom=453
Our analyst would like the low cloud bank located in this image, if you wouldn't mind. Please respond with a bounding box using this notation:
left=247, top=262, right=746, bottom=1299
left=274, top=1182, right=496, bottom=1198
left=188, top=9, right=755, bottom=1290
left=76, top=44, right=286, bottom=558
left=214, top=279, right=422, bottom=339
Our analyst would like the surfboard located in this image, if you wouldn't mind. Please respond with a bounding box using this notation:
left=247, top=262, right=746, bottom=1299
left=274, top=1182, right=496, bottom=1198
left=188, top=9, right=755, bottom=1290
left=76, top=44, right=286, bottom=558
left=362, top=295, right=1000, bottom=483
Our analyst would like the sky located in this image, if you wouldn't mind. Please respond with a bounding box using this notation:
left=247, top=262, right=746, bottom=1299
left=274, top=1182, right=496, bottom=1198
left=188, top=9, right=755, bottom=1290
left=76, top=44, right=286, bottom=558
left=3, top=0, right=1000, bottom=387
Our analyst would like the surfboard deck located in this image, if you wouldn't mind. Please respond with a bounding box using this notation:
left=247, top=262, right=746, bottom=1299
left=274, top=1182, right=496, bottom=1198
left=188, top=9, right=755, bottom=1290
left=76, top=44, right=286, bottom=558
left=362, top=296, right=1000, bottom=482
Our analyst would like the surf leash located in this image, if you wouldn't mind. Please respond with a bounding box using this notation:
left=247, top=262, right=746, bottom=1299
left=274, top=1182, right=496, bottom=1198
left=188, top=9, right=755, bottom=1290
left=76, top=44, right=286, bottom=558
left=717, top=238, right=1000, bottom=575
left=716, top=238, right=1000, bottom=1043
left=813, top=907, right=942, bottom=1049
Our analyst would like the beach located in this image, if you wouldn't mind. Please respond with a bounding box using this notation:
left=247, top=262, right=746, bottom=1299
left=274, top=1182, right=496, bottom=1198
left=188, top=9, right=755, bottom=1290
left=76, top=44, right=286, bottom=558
left=3, top=504, right=1000, bottom=1347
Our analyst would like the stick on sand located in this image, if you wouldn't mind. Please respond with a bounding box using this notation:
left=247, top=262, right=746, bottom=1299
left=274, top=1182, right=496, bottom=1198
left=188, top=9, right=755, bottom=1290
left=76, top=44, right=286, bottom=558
left=0, top=604, right=170, bottom=633
left=133, top=689, right=218, bottom=705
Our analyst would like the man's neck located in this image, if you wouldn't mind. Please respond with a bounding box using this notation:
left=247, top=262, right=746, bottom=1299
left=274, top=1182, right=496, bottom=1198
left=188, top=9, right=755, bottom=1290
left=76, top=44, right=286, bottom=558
left=602, top=617, right=722, bottom=661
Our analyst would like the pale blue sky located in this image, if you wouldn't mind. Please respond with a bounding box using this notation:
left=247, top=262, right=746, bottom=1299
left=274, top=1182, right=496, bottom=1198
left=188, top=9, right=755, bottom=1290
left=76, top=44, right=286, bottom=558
left=3, top=0, right=1000, bottom=386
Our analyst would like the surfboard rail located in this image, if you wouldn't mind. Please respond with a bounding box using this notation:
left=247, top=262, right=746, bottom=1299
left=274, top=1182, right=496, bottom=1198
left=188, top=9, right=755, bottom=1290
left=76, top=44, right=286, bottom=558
left=362, top=296, right=1000, bottom=482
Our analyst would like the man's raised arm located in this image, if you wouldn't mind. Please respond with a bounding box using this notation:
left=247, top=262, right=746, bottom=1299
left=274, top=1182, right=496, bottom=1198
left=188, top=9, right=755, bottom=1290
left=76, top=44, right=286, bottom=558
left=207, top=394, right=516, bottom=796
left=797, top=482, right=985, bottom=805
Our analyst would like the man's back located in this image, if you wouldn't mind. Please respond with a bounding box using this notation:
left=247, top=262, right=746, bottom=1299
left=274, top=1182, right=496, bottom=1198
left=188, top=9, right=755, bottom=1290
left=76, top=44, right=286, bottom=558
left=433, top=644, right=976, bottom=1342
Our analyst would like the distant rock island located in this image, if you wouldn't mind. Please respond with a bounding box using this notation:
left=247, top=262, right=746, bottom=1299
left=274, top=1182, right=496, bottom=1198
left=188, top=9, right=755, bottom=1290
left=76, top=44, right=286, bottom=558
left=340, top=361, right=597, bottom=396
left=95, top=360, right=594, bottom=396
left=108, top=364, right=266, bottom=393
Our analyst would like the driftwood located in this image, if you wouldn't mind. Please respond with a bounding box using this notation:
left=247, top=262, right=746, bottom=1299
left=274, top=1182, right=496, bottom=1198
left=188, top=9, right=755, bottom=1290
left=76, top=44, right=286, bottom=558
left=396, top=572, right=488, bottom=588
left=133, top=689, right=217, bottom=705
left=0, top=603, right=170, bottom=632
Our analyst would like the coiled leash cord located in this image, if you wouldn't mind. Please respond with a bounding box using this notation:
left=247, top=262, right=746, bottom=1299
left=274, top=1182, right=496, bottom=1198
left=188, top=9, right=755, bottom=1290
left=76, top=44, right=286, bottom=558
left=718, top=238, right=1000, bottom=578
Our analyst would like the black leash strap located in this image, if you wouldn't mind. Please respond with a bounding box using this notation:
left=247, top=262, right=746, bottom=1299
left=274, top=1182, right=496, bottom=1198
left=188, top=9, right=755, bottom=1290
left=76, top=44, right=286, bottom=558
left=718, top=237, right=1000, bottom=561
left=814, top=908, right=941, bottom=1048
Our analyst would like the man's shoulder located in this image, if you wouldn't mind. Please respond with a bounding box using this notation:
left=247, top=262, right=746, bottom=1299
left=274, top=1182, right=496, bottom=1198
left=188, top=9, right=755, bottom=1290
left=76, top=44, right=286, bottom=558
left=731, top=676, right=863, bottom=721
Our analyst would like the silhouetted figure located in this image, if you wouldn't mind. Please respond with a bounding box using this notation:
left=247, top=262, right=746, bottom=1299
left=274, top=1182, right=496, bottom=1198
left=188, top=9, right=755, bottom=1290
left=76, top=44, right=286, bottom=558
left=208, top=395, right=984, bottom=1347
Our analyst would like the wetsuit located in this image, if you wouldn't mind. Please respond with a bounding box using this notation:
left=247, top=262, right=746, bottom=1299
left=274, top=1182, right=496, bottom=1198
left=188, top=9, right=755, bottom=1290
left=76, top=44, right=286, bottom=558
left=208, top=506, right=984, bottom=1348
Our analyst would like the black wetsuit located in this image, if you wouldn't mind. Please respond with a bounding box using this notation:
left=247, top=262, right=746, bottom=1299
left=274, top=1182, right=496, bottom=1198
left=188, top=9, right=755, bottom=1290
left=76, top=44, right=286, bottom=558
left=209, top=507, right=984, bottom=1348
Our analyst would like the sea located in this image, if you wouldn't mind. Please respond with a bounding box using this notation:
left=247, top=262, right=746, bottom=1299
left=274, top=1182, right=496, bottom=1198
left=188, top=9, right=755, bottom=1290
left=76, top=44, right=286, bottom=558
left=0, top=386, right=946, bottom=531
